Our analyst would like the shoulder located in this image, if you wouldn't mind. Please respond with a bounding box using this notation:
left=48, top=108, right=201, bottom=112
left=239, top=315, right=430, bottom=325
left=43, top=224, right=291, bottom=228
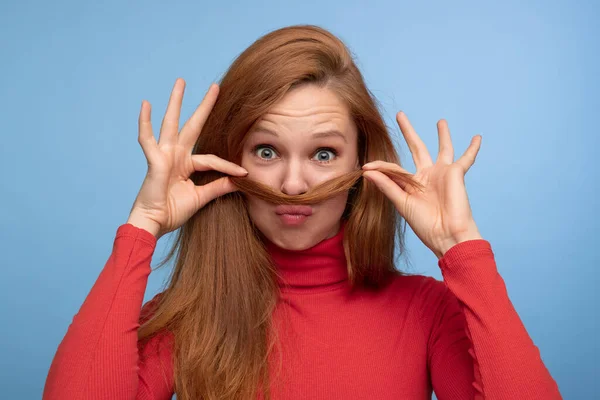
left=138, top=292, right=174, bottom=359
left=139, top=292, right=173, bottom=348
left=385, top=272, right=447, bottom=299
left=385, top=273, right=459, bottom=320
left=140, top=291, right=165, bottom=325
left=389, top=274, right=466, bottom=343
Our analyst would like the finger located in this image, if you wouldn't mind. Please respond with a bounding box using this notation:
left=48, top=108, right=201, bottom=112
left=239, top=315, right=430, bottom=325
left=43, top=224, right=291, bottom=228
left=397, top=111, right=433, bottom=169
left=138, top=100, right=159, bottom=163
left=362, top=170, right=409, bottom=216
left=362, top=160, right=410, bottom=174
left=179, top=83, right=219, bottom=150
left=195, top=176, right=239, bottom=209
left=191, top=154, right=248, bottom=176
left=158, top=78, right=186, bottom=147
left=436, top=119, right=454, bottom=165
left=456, top=135, right=482, bottom=173
left=362, top=160, right=419, bottom=193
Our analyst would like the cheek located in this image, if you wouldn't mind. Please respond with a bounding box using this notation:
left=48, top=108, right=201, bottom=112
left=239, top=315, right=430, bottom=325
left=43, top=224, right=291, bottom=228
left=318, top=191, right=350, bottom=216
left=240, top=154, right=278, bottom=187
left=246, top=196, right=271, bottom=226
left=307, top=165, right=355, bottom=189
left=240, top=152, right=251, bottom=172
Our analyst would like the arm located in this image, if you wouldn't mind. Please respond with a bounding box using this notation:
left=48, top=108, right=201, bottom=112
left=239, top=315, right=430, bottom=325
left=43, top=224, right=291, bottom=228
left=43, top=223, right=174, bottom=400
left=425, top=239, right=562, bottom=399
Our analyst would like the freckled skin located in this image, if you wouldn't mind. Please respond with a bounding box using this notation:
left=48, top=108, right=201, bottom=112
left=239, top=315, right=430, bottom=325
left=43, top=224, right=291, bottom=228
left=241, top=84, right=359, bottom=251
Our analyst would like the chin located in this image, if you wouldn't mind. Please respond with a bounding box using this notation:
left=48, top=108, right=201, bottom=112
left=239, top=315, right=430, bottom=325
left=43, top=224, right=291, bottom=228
left=256, top=218, right=340, bottom=251
left=274, top=234, right=320, bottom=251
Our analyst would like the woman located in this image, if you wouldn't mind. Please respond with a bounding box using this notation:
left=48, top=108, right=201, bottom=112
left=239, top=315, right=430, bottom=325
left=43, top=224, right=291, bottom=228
left=43, top=25, right=562, bottom=399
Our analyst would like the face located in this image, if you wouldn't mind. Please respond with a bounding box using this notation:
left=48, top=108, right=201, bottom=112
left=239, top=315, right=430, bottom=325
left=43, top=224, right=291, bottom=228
left=241, top=84, right=359, bottom=251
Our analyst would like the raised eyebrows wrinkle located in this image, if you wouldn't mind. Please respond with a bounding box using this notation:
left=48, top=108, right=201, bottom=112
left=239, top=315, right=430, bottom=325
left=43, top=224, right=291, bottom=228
left=251, top=127, right=348, bottom=143
left=312, top=131, right=348, bottom=143
left=252, top=127, right=279, bottom=137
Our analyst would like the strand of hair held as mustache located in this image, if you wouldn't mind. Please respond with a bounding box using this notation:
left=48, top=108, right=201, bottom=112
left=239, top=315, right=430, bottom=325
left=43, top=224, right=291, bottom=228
left=229, top=166, right=426, bottom=205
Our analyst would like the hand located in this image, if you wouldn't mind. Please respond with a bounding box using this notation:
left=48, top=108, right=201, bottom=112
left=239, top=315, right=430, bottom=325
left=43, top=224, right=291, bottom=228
left=362, top=111, right=483, bottom=259
left=127, top=78, right=248, bottom=239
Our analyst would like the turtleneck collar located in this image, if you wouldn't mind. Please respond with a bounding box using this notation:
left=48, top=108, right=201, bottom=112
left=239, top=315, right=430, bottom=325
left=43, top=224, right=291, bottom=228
left=263, top=220, right=349, bottom=292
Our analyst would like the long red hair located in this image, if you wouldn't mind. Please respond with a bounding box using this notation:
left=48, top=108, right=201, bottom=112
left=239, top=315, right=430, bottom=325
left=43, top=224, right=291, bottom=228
left=137, top=24, right=422, bottom=400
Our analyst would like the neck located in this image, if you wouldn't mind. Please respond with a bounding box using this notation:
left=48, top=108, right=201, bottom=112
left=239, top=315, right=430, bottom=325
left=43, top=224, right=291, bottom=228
left=262, top=221, right=349, bottom=293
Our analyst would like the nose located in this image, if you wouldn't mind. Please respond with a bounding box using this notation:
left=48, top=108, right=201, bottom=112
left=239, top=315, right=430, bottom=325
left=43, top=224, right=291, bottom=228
left=280, top=159, right=309, bottom=196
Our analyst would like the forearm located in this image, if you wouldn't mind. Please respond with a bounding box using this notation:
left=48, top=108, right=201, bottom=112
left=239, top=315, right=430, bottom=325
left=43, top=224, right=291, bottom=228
left=44, top=224, right=156, bottom=399
left=439, top=240, right=562, bottom=399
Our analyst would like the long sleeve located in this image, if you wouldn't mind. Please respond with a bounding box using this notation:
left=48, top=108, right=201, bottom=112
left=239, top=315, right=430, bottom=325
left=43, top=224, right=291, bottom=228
left=43, top=223, right=174, bottom=400
left=424, top=239, right=562, bottom=399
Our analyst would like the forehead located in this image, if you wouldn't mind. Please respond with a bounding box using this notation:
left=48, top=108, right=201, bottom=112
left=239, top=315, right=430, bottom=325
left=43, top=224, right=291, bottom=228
left=250, top=84, right=357, bottom=139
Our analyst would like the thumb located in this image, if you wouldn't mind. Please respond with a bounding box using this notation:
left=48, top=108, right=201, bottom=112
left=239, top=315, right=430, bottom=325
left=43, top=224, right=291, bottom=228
left=363, top=170, right=409, bottom=215
left=194, top=176, right=239, bottom=210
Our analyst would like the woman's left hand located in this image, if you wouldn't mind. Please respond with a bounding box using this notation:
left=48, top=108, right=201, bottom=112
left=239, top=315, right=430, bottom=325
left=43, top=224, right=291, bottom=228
left=362, top=111, right=484, bottom=259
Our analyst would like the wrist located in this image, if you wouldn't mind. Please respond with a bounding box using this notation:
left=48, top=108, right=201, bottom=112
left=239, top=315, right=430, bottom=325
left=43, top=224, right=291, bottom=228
left=126, top=213, right=162, bottom=239
left=435, top=229, right=483, bottom=260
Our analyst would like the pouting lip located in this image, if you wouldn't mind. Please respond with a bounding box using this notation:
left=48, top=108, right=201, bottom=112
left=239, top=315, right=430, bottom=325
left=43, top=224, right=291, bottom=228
left=275, top=205, right=313, bottom=216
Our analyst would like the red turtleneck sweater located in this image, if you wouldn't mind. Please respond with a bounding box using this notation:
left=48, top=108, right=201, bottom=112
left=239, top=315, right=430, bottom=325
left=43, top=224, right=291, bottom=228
left=44, top=222, right=562, bottom=399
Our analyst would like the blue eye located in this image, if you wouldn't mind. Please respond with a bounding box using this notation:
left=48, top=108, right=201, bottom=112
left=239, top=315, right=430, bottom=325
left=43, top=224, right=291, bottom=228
left=313, top=149, right=337, bottom=163
left=255, top=145, right=278, bottom=160
left=252, top=145, right=337, bottom=163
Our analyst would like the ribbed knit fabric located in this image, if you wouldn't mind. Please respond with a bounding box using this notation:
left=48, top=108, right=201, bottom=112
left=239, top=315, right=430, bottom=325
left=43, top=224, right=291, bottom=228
left=43, top=222, right=562, bottom=399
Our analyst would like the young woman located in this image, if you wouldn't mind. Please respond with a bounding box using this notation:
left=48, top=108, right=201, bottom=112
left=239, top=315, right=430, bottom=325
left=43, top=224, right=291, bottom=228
left=43, top=25, right=562, bottom=400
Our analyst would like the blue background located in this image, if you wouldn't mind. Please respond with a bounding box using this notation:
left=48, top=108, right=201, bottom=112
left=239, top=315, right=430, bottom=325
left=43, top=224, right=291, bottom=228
left=1, top=0, right=597, bottom=398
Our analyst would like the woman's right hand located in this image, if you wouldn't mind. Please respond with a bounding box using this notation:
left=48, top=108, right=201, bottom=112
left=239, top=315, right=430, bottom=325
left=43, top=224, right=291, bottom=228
left=127, top=78, right=247, bottom=239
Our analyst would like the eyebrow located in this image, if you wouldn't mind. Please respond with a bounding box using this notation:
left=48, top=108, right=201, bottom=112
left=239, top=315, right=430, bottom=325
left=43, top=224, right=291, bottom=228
left=251, top=127, right=348, bottom=144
